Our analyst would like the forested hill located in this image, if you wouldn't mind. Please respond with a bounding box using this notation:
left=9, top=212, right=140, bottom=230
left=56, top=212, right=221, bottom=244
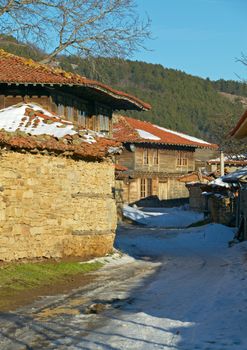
left=0, top=35, right=245, bottom=145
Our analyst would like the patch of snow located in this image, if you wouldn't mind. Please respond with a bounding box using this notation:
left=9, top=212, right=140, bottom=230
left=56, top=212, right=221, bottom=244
left=209, top=177, right=230, bottom=188
left=0, top=103, right=98, bottom=143
left=123, top=204, right=204, bottom=227
left=209, top=154, right=247, bottom=162
left=222, top=166, right=247, bottom=183
left=83, top=223, right=246, bottom=350
left=155, top=125, right=211, bottom=144
left=136, top=128, right=161, bottom=140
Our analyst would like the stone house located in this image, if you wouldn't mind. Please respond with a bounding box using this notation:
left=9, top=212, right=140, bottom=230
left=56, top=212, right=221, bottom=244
left=0, top=103, right=123, bottom=261
left=0, top=49, right=150, bottom=136
left=113, top=115, right=217, bottom=205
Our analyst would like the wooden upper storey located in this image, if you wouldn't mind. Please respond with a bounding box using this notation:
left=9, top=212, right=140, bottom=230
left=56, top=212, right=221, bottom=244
left=0, top=50, right=151, bottom=136
left=114, top=115, right=217, bottom=174
left=116, top=146, right=195, bottom=174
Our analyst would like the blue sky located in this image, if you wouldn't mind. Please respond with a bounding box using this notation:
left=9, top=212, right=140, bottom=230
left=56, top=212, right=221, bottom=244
left=134, top=0, right=246, bottom=81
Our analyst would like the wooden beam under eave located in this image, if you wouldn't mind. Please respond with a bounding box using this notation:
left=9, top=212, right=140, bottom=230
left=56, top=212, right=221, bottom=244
left=233, top=121, right=247, bottom=139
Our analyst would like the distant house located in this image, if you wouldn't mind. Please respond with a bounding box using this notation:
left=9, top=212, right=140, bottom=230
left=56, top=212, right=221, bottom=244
left=0, top=49, right=150, bottom=137
left=224, top=109, right=247, bottom=241
left=0, top=103, right=121, bottom=261
left=208, top=155, right=247, bottom=174
left=113, top=115, right=217, bottom=205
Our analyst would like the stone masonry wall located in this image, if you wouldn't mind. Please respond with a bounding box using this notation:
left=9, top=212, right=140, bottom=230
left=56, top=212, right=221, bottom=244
left=0, top=151, right=117, bottom=261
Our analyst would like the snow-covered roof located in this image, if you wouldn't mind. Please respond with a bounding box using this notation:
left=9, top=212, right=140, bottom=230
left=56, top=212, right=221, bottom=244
left=113, top=115, right=218, bottom=149
left=208, top=154, right=247, bottom=165
left=136, top=129, right=161, bottom=141
left=0, top=103, right=97, bottom=141
left=0, top=103, right=120, bottom=160
left=208, top=177, right=231, bottom=188
left=222, top=167, right=247, bottom=183
left=155, top=125, right=211, bottom=145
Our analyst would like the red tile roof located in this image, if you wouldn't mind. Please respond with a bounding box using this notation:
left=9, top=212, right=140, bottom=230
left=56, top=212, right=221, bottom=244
left=178, top=172, right=212, bottom=182
left=113, top=116, right=218, bottom=149
left=230, top=110, right=247, bottom=139
left=0, top=50, right=151, bottom=111
left=115, top=164, right=128, bottom=171
left=0, top=130, right=120, bottom=160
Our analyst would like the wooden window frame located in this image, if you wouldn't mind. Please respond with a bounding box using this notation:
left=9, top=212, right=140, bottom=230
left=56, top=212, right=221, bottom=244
left=140, top=178, right=152, bottom=198
left=96, top=104, right=111, bottom=134
left=78, top=109, right=87, bottom=127
left=143, top=149, right=149, bottom=165
left=153, top=149, right=159, bottom=165
left=66, top=106, right=74, bottom=121
left=141, top=178, right=146, bottom=198
left=57, top=103, right=64, bottom=116
left=177, top=151, right=188, bottom=167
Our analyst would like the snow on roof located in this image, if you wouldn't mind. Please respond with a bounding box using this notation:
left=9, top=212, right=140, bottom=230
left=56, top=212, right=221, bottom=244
left=155, top=125, right=211, bottom=145
left=0, top=103, right=120, bottom=160
left=222, top=167, right=247, bottom=183
left=113, top=115, right=217, bottom=149
left=0, top=103, right=97, bottom=142
left=208, top=177, right=231, bottom=188
left=136, top=129, right=161, bottom=141
left=208, top=154, right=247, bottom=165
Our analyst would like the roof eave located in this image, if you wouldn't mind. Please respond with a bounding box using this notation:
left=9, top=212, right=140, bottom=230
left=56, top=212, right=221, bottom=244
left=122, top=140, right=217, bottom=149
left=3, top=81, right=151, bottom=111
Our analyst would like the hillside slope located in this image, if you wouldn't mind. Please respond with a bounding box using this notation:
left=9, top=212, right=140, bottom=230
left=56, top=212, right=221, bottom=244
left=0, top=35, right=245, bottom=146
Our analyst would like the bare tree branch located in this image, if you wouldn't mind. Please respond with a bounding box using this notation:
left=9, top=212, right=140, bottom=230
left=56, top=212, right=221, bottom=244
left=0, top=0, right=151, bottom=63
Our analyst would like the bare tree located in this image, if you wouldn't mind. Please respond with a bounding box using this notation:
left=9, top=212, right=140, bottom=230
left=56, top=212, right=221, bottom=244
left=0, top=0, right=151, bottom=63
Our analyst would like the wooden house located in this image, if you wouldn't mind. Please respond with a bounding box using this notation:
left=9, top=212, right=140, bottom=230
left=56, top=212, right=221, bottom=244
left=225, top=109, right=247, bottom=241
left=113, top=115, right=218, bottom=205
left=208, top=156, right=247, bottom=174
left=0, top=50, right=150, bottom=137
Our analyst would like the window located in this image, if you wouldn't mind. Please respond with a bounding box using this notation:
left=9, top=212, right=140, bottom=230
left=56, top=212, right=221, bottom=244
left=97, top=105, right=111, bottom=134
left=99, top=115, right=110, bottom=133
left=153, top=149, right=159, bottom=165
left=66, top=106, right=74, bottom=122
left=177, top=152, right=188, bottom=166
left=57, top=104, right=64, bottom=116
left=78, top=110, right=86, bottom=127
left=143, top=149, right=149, bottom=165
left=141, top=178, right=146, bottom=198
left=140, top=178, right=152, bottom=198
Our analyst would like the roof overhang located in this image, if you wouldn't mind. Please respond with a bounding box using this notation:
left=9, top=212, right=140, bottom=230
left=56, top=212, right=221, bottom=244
left=230, top=110, right=247, bottom=139
left=2, top=81, right=151, bottom=111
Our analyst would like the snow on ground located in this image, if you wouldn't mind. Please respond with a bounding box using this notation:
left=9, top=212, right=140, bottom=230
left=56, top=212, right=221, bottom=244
left=1, top=218, right=247, bottom=350
left=82, top=223, right=247, bottom=350
left=123, top=204, right=204, bottom=227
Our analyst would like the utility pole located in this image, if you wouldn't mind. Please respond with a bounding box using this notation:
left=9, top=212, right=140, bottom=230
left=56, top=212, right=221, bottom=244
left=220, top=149, right=224, bottom=177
